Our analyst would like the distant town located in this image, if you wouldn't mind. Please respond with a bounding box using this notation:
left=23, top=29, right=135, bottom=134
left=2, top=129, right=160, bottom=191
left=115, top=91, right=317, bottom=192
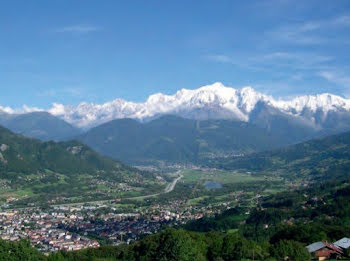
left=0, top=193, right=242, bottom=253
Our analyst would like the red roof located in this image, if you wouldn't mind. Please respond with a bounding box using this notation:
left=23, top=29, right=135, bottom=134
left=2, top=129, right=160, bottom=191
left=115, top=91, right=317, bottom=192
left=323, top=242, right=343, bottom=254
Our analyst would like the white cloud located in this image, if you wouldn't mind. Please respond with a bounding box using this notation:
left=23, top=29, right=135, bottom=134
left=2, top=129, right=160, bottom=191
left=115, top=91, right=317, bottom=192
left=56, top=25, right=100, bottom=34
left=207, top=51, right=333, bottom=73
left=319, top=71, right=350, bottom=88
left=37, top=87, right=84, bottom=98
left=257, top=52, right=333, bottom=70
left=205, top=51, right=344, bottom=96
left=206, top=54, right=233, bottom=63
left=332, top=15, right=350, bottom=26
left=269, top=23, right=324, bottom=45
left=268, top=15, right=350, bottom=45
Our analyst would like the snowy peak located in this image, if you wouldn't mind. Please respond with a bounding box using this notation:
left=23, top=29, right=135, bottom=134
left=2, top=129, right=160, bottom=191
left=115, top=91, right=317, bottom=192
left=2, top=82, right=350, bottom=129
left=39, top=82, right=350, bottom=128
left=274, top=93, right=350, bottom=114
left=237, top=87, right=270, bottom=113
left=0, top=105, right=14, bottom=114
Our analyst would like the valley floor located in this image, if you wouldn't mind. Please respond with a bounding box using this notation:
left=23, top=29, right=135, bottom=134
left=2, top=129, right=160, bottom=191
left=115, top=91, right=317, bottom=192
left=0, top=167, right=303, bottom=254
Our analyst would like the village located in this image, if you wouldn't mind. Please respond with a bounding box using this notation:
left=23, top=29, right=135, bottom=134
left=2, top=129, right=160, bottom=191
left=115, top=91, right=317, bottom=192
left=0, top=196, right=235, bottom=253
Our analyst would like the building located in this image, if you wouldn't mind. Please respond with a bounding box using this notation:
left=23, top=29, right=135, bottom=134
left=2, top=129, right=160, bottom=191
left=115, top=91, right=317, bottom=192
left=334, top=237, right=350, bottom=250
left=306, top=241, right=343, bottom=261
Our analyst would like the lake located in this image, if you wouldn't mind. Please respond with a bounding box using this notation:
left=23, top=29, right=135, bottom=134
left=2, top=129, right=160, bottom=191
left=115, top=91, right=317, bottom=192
left=204, top=181, right=223, bottom=190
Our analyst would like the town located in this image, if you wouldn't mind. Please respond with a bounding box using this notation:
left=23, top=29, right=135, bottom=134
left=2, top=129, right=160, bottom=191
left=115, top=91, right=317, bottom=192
left=0, top=197, right=238, bottom=253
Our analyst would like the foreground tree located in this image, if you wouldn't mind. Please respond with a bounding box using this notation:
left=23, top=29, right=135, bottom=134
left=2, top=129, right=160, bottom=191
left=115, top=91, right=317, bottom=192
left=221, top=233, right=269, bottom=261
left=134, top=228, right=207, bottom=261
left=270, top=240, right=311, bottom=261
left=0, top=240, right=44, bottom=261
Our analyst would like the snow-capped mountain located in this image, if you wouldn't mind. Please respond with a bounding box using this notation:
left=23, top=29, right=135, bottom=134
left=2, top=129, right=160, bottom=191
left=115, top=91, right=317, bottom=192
left=43, top=82, right=350, bottom=130
left=73, top=84, right=350, bottom=165
left=2, top=82, right=350, bottom=132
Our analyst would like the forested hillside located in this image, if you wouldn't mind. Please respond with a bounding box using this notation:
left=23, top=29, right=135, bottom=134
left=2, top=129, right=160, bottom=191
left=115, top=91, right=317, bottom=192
left=77, top=115, right=293, bottom=165
left=0, top=125, right=156, bottom=206
left=208, top=130, right=350, bottom=180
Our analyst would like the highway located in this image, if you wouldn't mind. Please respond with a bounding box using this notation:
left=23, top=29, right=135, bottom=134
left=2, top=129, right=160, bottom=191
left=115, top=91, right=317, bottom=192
left=164, top=172, right=183, bottom=193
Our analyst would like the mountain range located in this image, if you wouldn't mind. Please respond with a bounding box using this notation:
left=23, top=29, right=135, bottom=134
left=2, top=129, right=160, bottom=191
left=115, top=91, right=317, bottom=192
left=2, top=83, right=350, bottom=165
left=44, top=82, right=350, bottom=132
left=76, top=115, right=288, bottom=165
left=2, top=83, right=350, bottom=132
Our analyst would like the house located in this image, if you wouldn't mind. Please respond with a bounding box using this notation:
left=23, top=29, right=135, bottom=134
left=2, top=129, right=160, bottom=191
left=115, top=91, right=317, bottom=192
left=334, top=237, right=350, bottom=250
left=306, top=241, right=343, bottom=260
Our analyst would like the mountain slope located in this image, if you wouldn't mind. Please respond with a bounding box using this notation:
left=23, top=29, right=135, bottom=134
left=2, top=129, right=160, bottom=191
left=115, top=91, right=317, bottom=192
left=77, top=115, right=291, bottom=165
left=0, top=111, right=81, bottom=141
left=0, top=125, right=155, bottom=206
left=208, top=130, right=350, bottom=180
left=2, top=83, right=350, bottom=148
left=0, top=125, right=120, bottom=174
left=248, top=101, right=317, bottom=144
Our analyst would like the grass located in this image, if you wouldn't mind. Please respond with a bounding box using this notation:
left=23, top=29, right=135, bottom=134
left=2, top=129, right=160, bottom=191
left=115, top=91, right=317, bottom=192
left=181, top=169, right=267, bottom=185
left=168, top=168, right=289, bottom=209
left=14, top=188, right=34, bottom=197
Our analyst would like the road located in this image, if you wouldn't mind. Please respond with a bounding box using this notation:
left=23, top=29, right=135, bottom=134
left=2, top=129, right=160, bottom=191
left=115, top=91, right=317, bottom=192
left=164, top=172, right=183, bottom=193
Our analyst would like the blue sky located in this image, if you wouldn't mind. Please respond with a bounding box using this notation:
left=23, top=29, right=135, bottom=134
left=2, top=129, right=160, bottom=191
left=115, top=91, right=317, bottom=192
left=1, top=0, right=350, bottom=109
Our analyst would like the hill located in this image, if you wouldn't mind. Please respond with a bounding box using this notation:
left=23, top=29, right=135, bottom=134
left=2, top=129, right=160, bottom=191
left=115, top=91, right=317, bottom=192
left=76, top=115, right=291, bottom=165
left=0, top=125, right=156, bottom=206
left=0, top=111, right=81, bottom=141
left=208, top=130, right=350, bottom=180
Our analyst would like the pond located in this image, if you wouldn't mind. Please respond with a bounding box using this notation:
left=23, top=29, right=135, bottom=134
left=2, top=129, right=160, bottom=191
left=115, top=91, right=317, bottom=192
left=204, top=181, right=223, bottom=190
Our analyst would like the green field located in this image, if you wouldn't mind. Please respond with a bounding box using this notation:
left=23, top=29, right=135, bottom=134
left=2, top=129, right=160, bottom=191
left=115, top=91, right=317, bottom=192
left=158, top=168, right=289, bottom=209
left=180, top=169, right=268, bottom=184
left=0, top=167, right=286, bottom=209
